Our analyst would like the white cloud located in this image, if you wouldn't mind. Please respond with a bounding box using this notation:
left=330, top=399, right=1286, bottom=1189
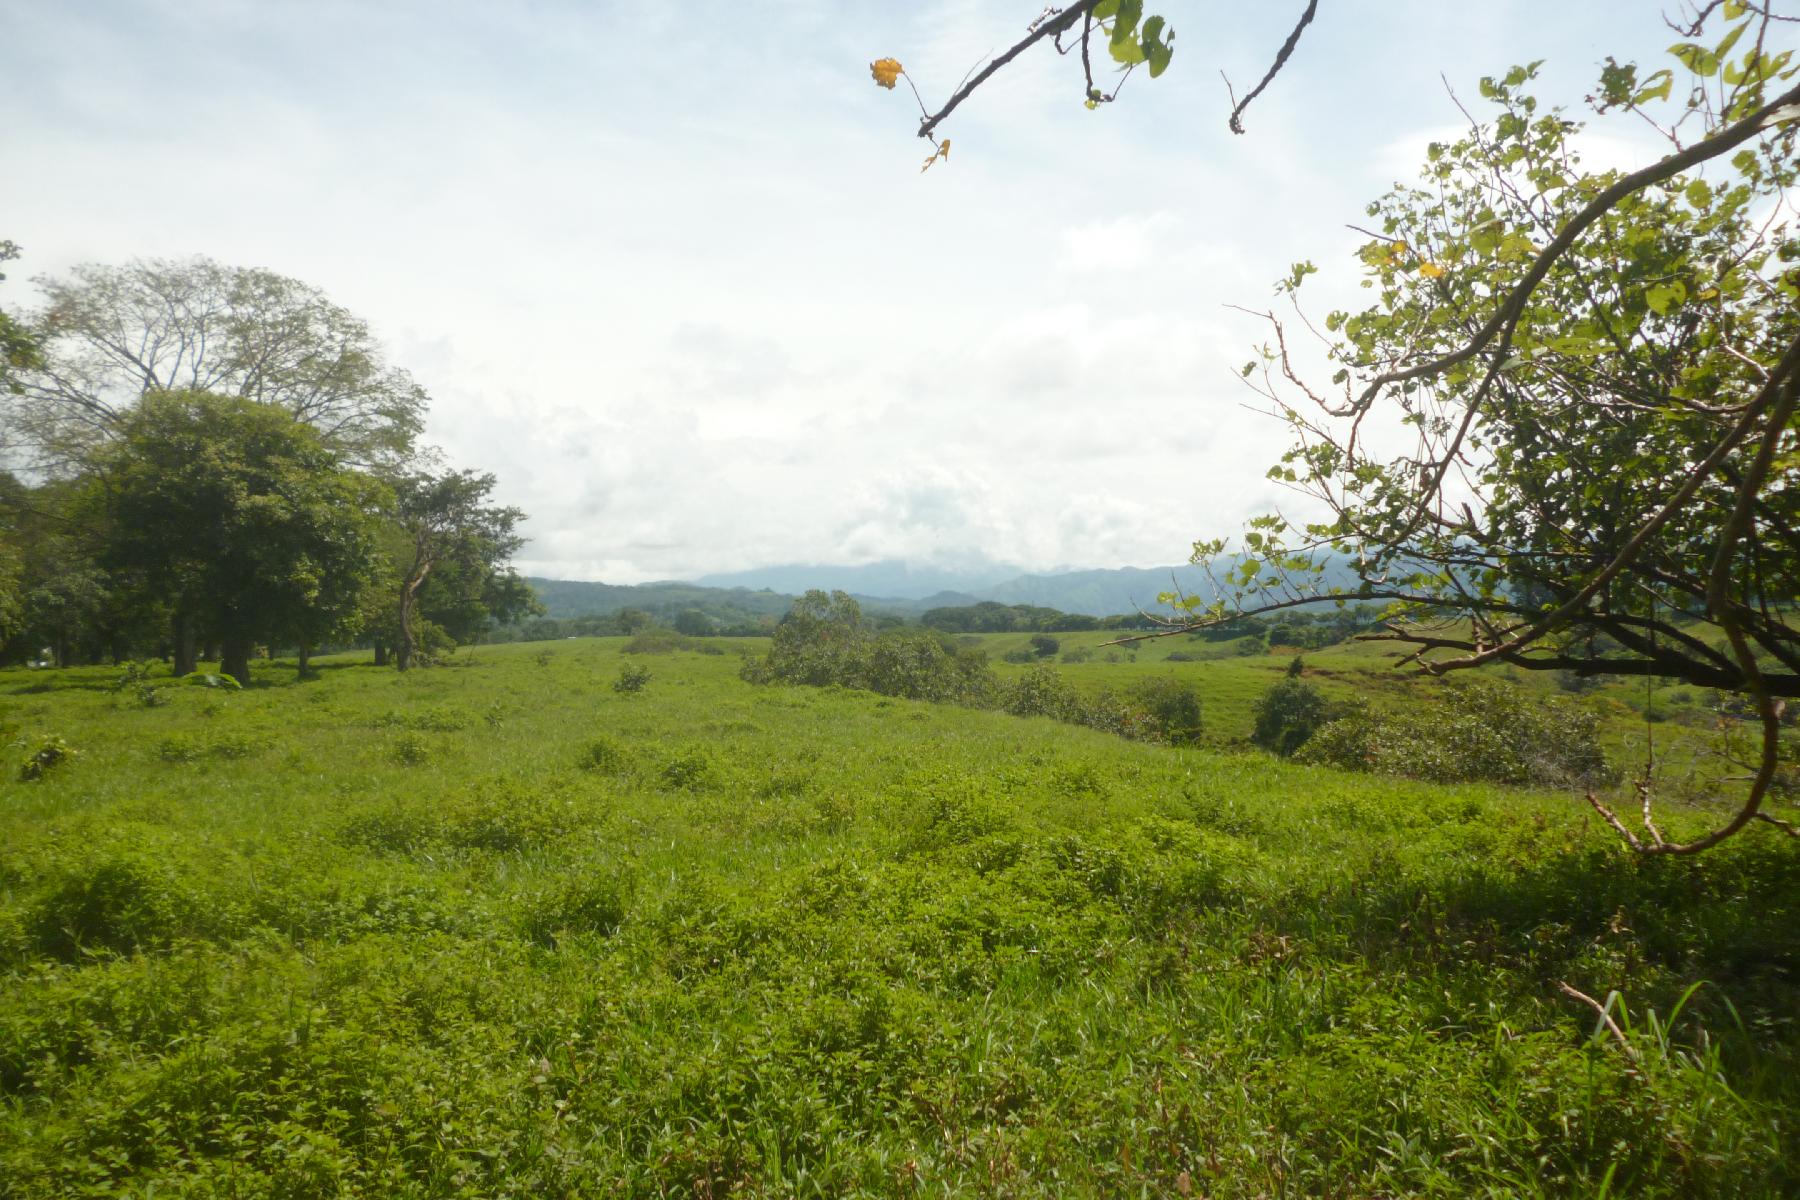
left=2, top=1, right=1696, bottom=582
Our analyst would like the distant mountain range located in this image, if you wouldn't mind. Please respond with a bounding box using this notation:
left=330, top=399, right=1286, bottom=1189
left=693, top=561, right=1019, bottom=601
left=527, top=558, right=1346, bottom=621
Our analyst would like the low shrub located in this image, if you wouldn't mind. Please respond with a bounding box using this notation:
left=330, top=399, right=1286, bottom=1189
left=28, top=855, right=191, bottom=959
left=520, top=874, right=632, bottom=946
left=1298, top=677, right=1618, bottom=787
left=19, top=735, right=77, bottom=781
left=1132, top=676, right=1204, bottom=745
left=578, top=735, right=627, bottom=774
left=613, top=663, right=652, bottom=693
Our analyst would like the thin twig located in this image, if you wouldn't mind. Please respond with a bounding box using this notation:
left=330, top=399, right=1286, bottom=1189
left=1557, top=982, right=1640, bottom=1060
left=1227, top=0, right=1320, bottom=134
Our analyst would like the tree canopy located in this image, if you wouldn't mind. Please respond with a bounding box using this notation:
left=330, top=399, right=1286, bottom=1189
left=1195, top=9, right=1800, bottom=852
left=84, top=391, right=386, bottom=684
left=7, top=256, right=427, bottom=472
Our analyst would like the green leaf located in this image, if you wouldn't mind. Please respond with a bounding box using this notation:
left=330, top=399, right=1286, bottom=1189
left=1669, top=42, right=1720, bottom=77
left=1141, top=15, right=1173, bottom=77
left=1633, top=69, right=1674, bottom=104
left=1645, top=281, right=1687, bottom=315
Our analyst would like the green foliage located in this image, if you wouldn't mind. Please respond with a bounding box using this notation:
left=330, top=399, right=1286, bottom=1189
left=1300, top=677, right=1619, bottom=787
left=520, top=872, right=633, bottom=947
left=0, top=641, right=1795, bottom=1196
left=18, top=733, right=76, bottom=781
left=1252, top=677, right=1334, bottom=757
left=1131, top=674, right=1204, bottom=744
left=26, top=854, right=189, bottom=960
left=87, top=392, right=384, bottom=685
left=1208, top=13, right=1800, bottom=779
left=577, top=734, right=632, bottom=774
left=613, top=662, right=651, bottom=693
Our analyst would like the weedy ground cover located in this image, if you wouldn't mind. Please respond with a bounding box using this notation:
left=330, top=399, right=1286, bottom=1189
left=1, top=639, right=1795, bottom=1196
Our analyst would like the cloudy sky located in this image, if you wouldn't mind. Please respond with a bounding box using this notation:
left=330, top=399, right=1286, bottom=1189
left=3, top=1, right=1687, bottom=581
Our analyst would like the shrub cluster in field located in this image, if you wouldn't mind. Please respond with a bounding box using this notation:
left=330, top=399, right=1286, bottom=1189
left=1254, top=671, right=1618, bottom=788
left=741, top=591, right=1205, bottom=744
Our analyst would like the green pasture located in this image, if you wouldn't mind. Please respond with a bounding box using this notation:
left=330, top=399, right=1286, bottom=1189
left=1, top=639, right=1795, bottom=1196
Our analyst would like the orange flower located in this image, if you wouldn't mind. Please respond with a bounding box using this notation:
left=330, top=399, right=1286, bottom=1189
left=870, top=58, right=903, bottom=89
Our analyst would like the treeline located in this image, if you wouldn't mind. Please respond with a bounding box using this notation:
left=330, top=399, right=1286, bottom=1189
left=1185, top=605, right=1386, bottom=650
left=0, top=252, right=535, bottom=682
left=487, top=607, right=776, bottom=643
left=920, top=600, right=1161, bottom=634
left=741, top=591, right=1205, bottom=745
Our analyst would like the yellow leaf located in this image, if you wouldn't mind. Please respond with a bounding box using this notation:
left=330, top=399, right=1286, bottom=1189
left=870, top=58, right=903, bottom=90
left=1419, top=262, right=1446, bottom=279
left=921, top=139, right=950, bottom=173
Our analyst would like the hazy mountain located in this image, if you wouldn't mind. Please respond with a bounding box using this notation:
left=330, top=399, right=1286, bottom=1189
left=975, top=566, right=1216, bottom=617
left=528, top=554, right=1364, bottom=624
left=694, top=560, right=1021, bottom=601
left=524, top=578, right=795, bottom=622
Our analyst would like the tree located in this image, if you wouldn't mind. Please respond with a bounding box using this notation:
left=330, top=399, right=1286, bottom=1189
left=391, top=470, right=526, bottom=670
left=8, top=256, right=426, bottom=472
left=85, top=391, right=384, bottom=684
left=1190, top=10, right=1800, bottom=851
left=882, top=6, right=1800, bottom=853
left=1251, top=677, right=1331, bottom=757
left=0, top=240, right=41, bottom=398
left=674, top=608, right=714, bottom=637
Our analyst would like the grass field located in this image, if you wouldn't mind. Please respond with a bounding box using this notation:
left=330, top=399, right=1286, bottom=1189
left=2, top=639, right=1797, bottom=1196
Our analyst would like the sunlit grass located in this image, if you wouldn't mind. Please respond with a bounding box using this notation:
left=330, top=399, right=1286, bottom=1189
left=1, top=639, right=1794, bottom=1196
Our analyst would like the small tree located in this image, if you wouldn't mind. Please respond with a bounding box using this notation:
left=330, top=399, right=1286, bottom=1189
left=391, top=470, right=525, bottom=671
left=1251, top=677, right=1332, bottom=758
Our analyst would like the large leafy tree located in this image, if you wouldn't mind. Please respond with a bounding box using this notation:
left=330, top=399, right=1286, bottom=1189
left=8, top=256, right=427, bottom=472
left=1199, top=10, right=1800, bottom=852
left=85, top=391, right=386, bottom=684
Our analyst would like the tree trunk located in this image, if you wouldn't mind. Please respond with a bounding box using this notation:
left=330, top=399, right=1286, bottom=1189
left=203, top=641, right=221, bottom=663
left=397, top=580, right=421, bottom=671
left=373, top=639, right=389, bottom=667
left=222, top=637, right=252, bottom=687
left=172, top=613, right=197, bottom=677
left=297, top=644, right=311, bottom=677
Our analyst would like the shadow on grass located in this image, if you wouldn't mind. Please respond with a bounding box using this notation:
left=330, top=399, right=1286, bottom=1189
left=1274, top=831, right=1800, bottom=1011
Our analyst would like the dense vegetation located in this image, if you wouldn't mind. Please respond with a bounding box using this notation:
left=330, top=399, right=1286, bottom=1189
left=2, top=639, right=1796, bottom=1196
left=0, top=258, right=537, bottom=681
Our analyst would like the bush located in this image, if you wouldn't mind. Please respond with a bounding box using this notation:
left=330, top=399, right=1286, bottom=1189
left=624, top=630, right=695, bottom=655
left=521, top=875, right=632, bottom=946
left=390, top=732, right=431, bottom=766
left=1029, top=634, right=1060, bottom=658
left=1252, top=678, right=1334, bottom=757
left=29, top=856, right=188, bottom=959
left=1297, top=677, right=1617, bottom=788
left=1133, top=676, right=1204, bottom=745
left=613, top=663, right=651, bottom=694
left=578, top=735, right=631, bottom=773
left=19, top=735, right=77, bottom=781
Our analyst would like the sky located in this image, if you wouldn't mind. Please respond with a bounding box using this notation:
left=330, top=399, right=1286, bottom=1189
left=1, top=1, right=1697, bottom=582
